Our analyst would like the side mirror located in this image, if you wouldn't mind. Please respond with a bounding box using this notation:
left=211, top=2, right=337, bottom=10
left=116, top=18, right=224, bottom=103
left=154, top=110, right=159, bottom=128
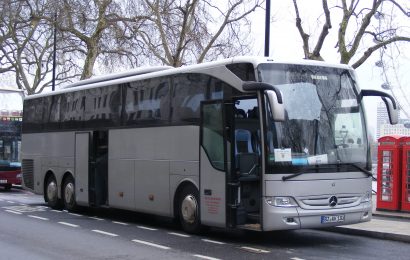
left=242, top=82, right=285, bottom=122
left=360, top=89, right=398, bottom=125
left=266, top=90, right=285, bottom=122
left=382, top=97, right=398, bottom=125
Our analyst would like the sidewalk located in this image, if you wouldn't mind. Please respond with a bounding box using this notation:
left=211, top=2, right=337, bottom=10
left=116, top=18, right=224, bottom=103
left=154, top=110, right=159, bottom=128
left=329, top=195, right=410, bottom=243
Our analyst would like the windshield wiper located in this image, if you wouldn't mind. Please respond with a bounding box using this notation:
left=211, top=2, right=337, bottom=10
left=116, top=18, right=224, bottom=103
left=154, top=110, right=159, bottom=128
left=282, top=171, right=304, bottom=181
left=282, top=163, right=373, bottom=181
left=340, top=163, right=374, bottom=179
left=282, top=165, right=313, bottom=181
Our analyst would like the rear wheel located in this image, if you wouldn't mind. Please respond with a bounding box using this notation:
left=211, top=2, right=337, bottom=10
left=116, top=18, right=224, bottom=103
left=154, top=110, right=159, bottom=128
left=45, top=175, right=62, bottom=209
left=63, top=175, right=78, bottom=212
left=179, top=185, right=201, bottom=234
left=4, top=184, right=12, bottom=191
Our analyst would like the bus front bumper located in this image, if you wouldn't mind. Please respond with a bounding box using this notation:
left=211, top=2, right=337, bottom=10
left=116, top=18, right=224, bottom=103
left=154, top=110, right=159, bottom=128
left=263, top=201, right=372, bottom=231
left=0, top=171, right=22, bottom=185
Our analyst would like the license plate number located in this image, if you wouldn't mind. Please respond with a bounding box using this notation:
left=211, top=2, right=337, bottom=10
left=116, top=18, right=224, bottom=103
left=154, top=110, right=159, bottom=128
left=321, top=214, right=345, bottom=224
left=0, top=180, right=7, bottom=184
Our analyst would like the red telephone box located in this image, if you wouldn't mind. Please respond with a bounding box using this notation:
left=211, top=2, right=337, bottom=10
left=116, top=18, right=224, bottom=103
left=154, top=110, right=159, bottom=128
left=377, top=136, right=402, bottom=211
left=401, top=136, right=410, bottom=212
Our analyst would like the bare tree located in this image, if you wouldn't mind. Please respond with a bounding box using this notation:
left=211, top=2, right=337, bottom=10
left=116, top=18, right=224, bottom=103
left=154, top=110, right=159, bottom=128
left=47, top=0, right=149, bottom=79
left=0, top=0, right=80, bottom=94
left=292, top=0, right=410, bottom=69
left=137, top=0, right=263, bottom=67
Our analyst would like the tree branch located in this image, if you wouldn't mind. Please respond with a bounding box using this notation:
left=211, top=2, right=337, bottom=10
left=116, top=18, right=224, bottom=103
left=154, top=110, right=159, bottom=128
left=292, top=0, right=310, bottom=59
left=352, top=36, right=410, bottom=68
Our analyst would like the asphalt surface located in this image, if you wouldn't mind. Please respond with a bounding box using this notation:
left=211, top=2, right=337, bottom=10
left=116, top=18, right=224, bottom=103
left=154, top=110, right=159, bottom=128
left=1, top=187, right=409, bottom=260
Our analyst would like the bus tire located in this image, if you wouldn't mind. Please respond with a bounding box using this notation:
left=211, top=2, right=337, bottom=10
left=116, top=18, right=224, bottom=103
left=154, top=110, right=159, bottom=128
left=4, top=184, right=12, bottom=191
left=62, top=175, right=78, bottom=212
left=179, top=185, right=201, bottom=234
left=45, top=175, right=62, bottom=209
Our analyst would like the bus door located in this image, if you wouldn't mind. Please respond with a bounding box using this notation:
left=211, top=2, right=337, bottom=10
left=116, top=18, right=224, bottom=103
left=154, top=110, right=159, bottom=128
left=89, top=130, right=108, bottom=207
left=75, top=131, right=108, bottom=207
left=74, top=132, right=90, bottom=206
left=200, top=100, right=238, bottom=228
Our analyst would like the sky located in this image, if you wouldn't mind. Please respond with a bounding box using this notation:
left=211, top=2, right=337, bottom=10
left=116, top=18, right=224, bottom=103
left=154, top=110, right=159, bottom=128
left=248, top=0, right=410, bottom=138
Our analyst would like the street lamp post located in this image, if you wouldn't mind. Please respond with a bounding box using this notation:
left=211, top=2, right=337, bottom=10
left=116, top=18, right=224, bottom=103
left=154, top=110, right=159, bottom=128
left=51, top=13, right=57, bottom=91
left=264, top=0, right=270, bottom=57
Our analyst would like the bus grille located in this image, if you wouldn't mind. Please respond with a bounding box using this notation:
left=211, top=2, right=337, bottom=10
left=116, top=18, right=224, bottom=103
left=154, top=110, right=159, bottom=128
left=297, top=194, right=361, bottom=210
left=22, top=159, right=34, bottom=190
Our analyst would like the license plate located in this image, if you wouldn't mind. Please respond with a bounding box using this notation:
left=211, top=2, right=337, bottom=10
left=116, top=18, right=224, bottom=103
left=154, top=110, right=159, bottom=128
left=321, top=214, right=345, bottom=224
left=0, top=180, right=7, bottom=184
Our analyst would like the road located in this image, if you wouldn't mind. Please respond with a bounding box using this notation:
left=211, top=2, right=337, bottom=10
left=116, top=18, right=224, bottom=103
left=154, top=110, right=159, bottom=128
left=0, top=187, right=409, bottom=260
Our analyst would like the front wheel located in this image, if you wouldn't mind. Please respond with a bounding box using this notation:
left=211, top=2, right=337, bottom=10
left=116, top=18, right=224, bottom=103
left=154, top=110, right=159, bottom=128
left=62, top=175, right=78, bottom=212
left=179, top=185, right=201, bottom=234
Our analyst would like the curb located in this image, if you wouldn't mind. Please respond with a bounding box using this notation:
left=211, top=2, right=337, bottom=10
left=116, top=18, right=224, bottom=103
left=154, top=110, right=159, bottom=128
left=372, top=212, right=410, bottom=221
left=326, top=226, right=410, bottom=244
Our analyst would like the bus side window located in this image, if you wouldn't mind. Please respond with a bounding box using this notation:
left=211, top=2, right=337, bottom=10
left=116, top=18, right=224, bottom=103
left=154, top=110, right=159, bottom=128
left=171, top=74, right=207, bottom=124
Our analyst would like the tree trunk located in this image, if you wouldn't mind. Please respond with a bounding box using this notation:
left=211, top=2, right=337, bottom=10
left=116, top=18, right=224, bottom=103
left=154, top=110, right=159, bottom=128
left=81, top=40, right=99, bottom=80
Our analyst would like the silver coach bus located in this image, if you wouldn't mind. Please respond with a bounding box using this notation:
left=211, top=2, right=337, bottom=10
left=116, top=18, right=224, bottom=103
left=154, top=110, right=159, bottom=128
left=21, top=57, right=398, bottom=233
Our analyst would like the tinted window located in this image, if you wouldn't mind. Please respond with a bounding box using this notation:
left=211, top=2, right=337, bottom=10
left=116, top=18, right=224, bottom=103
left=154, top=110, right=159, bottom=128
left=84, top=85, right=122, bottom=128
left=23, top=98, right=44, bottom=133
left=226, top=63, right=256, bottom=81
left=60, top=91, right=84, bottom=129
left=202, top=102, right=225, bottom=171
left=124, top=77, right=170, bottom=126
left=171, top=74, right=209, bottom=124
left=43, top=95, right=62, bottom=131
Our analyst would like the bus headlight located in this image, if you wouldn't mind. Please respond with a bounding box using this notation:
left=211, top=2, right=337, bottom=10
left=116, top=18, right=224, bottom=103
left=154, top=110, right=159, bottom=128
left=266, top=196, right=298, bottom=207
left=361, top=191, right=371, bottom=203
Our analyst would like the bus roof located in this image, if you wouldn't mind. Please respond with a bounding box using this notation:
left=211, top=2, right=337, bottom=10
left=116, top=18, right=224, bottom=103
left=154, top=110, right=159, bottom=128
left=63, top=65, right=173, bottom=89
left=25, top=56, right=354, bottom=100
left=0, top=87, right=24, bottom=93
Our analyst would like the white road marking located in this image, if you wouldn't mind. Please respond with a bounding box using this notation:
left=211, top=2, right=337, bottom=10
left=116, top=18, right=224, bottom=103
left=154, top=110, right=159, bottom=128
left=58, top=222, right=79, bottom=228
left=51, top=210, right=62, bottom=213
left=290, top=258, right=306, bottom=260
left=6, top=201, right=15, bottom=204
left=92, top=230, right=118, bottom=237
left=5, top=210, right=22, bottom=215
left=89, top=216, right=104, bottom=221
left=19, top=204, right=27, bottom=206
left=240, top=246, right=270, bottom=253
left=2, top=205, right=48, bottom=213
left=168, top=232, right=190, bottom=238
left=132, top=239, right=170, bottom=250
left=202, top=239, right=226, bottom=245
left=137, top=225, right=157, bottom=231
left=112, top=221, right=129, bottom=226
left=68, top=213, right=83, bottom=217
left=28, top=215, right=49, bottom=221
left=193, top=255, right=221, bottom=260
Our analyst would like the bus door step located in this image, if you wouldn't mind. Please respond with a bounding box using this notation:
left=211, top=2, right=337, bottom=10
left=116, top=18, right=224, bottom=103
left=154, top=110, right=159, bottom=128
left=236, top=223, right=261, bottom=231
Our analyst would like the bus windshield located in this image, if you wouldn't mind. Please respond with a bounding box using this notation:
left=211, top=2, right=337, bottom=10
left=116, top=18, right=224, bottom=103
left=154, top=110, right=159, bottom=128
left=0, top=90, right=23, bottom=168
left=258, top=63, right=368, bottom=174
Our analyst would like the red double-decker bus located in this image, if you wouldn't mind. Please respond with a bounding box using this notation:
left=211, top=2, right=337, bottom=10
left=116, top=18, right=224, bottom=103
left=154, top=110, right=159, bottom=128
left=0, top=87, right=23, bottom=190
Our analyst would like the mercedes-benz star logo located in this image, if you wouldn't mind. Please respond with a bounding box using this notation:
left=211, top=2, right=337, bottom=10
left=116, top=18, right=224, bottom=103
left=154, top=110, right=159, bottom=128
left=329, top=196, right=338, bottom=207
